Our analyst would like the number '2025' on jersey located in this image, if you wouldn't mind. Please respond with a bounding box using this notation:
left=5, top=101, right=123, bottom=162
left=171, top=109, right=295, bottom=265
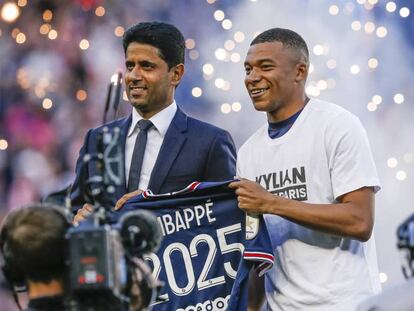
left=119, top=180, right=274, bottom=311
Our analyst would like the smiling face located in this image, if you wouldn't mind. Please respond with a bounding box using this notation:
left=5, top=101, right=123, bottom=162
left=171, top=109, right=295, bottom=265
left=124, top=42, right=184, bottom=119
left=244, top=41, right=307, bottom=122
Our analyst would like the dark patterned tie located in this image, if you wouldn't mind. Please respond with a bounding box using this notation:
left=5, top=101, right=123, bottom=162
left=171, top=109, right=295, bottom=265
left=127, top=119, right=153, bottom=192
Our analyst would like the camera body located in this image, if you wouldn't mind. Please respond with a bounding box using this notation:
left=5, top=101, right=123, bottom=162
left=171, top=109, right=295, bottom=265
left=68, top=222, right=127, bottom=307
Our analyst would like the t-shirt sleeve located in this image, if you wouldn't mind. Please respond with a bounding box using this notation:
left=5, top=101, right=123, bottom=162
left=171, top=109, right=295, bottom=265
left=326, top=112, right=380, bottom=199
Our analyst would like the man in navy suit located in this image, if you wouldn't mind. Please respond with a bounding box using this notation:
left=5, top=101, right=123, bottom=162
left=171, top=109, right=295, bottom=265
left=71, top=22, right=236, bottom=223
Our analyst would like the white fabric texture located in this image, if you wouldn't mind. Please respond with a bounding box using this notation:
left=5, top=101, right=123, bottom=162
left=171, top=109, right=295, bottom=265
left=125, top=101, right=177, bottom=190
left=237, top=98, right=381, bottom=311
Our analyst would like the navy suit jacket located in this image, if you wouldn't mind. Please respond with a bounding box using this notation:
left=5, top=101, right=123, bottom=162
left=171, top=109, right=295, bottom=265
left=70, top=108, right=236, bottom=208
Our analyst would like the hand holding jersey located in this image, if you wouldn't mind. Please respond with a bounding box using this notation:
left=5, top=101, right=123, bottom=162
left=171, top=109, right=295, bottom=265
left=73, top=189, right=144, bottom=225
left=114, top=189, right=144, bottom=210
left=229, top=179, right=285, bottom=215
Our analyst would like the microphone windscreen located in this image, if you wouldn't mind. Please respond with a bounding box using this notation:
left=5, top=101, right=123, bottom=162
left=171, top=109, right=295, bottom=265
left=119, top=210, right=162, bottom=256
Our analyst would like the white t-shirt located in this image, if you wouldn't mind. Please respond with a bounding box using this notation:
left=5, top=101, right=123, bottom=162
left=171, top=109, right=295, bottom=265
left=237, top=99, right=381, bottom=311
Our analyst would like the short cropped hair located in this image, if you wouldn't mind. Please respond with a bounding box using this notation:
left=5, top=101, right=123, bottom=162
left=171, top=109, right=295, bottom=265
left=122, top=21, right=185, bottom=69
left=251, top=28, right=309, bottom=64
left=1, top=204, right=69, bottom=283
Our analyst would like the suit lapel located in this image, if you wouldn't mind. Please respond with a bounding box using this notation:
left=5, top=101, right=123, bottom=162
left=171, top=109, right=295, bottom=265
left=114, top=115, right=131, bottom=198
left=148, top=108, right=188, bottom=194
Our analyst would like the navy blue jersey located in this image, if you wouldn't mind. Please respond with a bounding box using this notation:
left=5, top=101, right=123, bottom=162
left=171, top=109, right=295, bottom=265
left=118, top=181, right=274, bottom=311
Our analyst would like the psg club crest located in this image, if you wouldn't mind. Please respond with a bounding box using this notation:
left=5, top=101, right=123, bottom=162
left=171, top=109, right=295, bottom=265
left=246, top=214, right=259, bottom=240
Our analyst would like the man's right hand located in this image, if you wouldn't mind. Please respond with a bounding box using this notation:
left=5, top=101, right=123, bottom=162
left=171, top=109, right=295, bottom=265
left=73, top=203, right=94, bottom=225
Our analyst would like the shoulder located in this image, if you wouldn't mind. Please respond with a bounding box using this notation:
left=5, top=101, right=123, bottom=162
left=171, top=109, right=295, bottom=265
left=185, top=114, right=232, bottom=139
left=306, top=98, right=364, bottom=134
left=83, top=116, right=131, bottom=143
left=79, top=116, right=130, bottom=148
left=89, top=116, right=130, bottom=133
left=307, top=98, right=358, bottom=122
left=238, top=124, right=267, bottom=155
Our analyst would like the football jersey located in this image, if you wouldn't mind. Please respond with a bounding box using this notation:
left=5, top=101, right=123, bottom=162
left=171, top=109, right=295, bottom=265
left=118, top=180, right=274, bottom=311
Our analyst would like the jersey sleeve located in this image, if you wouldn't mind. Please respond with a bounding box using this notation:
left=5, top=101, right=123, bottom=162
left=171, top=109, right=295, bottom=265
left=227, top=214, right=274, bottom=311
left=243, top=214, right=274, bottom=276
left=325, top=112, right=380, bottom=199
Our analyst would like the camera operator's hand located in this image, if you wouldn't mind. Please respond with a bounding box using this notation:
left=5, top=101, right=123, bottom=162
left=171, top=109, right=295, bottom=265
left=73, top=203, right=94, bottom=225
left=114, top=189, right=144, bottom=211
left=130, top=257, right=162, bottom=311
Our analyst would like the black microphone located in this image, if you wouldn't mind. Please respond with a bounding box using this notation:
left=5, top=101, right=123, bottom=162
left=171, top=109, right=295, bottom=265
left=119, top=210, right=162, bottom=257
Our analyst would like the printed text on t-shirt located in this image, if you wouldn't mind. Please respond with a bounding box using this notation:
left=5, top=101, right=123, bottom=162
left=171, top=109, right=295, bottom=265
left=255, top=166, right=307, bottom=201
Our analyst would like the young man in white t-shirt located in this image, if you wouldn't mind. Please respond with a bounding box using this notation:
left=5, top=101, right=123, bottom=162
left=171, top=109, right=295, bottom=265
left=229, top=28, right=381, bottom=310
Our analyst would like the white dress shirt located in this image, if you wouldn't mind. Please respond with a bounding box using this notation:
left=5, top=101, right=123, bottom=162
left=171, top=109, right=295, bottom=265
left=125, top=101, right=177, bottom=191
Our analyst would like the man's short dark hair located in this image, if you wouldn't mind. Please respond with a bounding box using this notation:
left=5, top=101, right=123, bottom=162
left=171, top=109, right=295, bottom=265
left=1, top=204, right=69, bottom=283
left=251, top=28, right=309, bottom=64
left=122, top=21, right=185, bottom=69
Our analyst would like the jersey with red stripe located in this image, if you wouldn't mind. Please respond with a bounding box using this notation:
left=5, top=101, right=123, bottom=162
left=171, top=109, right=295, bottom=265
left=118, top=180, right=274, bottom=311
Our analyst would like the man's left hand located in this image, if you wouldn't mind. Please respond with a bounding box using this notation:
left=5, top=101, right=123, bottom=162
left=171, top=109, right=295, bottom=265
left=114, top=189, right=144, bottom=211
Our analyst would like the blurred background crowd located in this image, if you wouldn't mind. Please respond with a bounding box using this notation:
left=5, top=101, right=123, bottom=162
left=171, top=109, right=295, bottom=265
left=0, top=0, right=413, bottom=303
